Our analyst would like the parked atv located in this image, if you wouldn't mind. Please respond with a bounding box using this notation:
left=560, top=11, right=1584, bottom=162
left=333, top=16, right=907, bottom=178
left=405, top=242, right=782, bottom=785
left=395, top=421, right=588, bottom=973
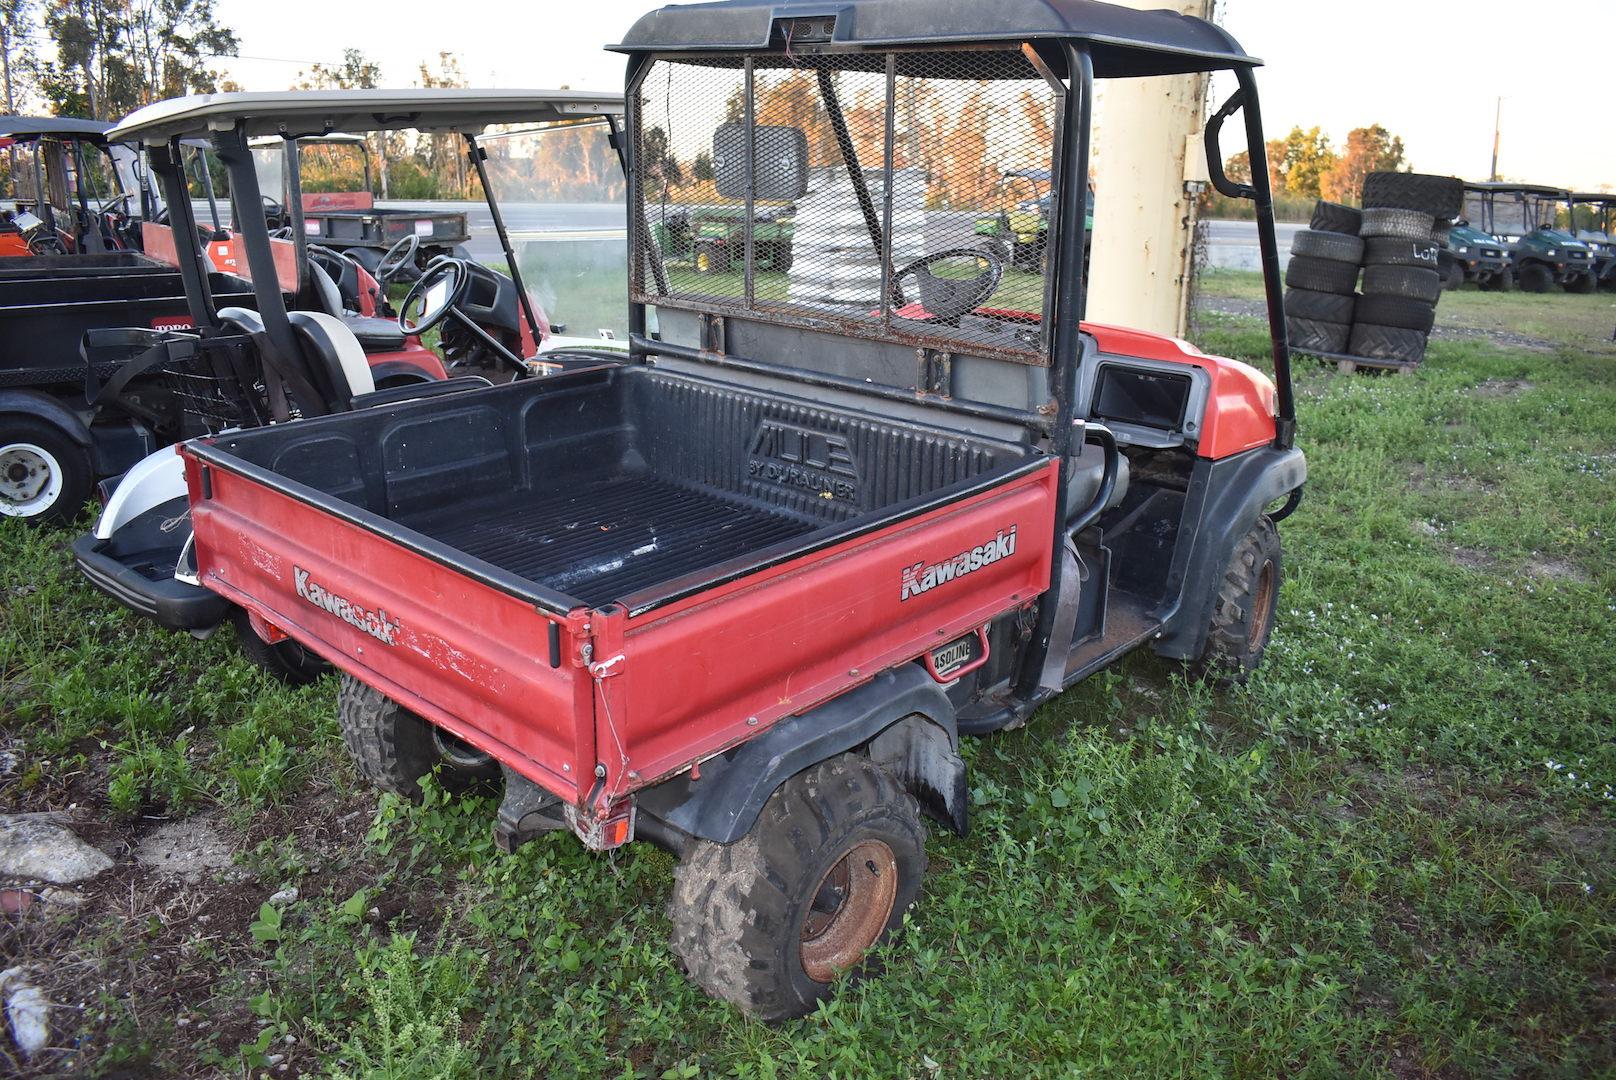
left=973, top=169, right=1093, bottom=272
left=1568, top=192, right=1616, bottom=290
left=1438, top=219, right=1513, bottom=291
left=1463, top=182, right=1597, bottom=293
left=153, top=1, right=1305, bottom=1020
left=72, top=89, right=627, bottom=680
left=1, top=116, right=152, bottom=256
left=654, top=205, right=795, bottom=274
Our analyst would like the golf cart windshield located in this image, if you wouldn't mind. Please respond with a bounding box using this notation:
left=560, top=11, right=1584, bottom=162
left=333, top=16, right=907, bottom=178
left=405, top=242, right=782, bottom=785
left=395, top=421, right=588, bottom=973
left=629, top=50, right=1065, bottom=362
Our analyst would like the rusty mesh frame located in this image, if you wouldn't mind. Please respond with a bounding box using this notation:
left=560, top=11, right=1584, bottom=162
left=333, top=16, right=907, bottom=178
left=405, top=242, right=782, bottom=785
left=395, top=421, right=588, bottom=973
left=631, top=47, right=1066, bottom=365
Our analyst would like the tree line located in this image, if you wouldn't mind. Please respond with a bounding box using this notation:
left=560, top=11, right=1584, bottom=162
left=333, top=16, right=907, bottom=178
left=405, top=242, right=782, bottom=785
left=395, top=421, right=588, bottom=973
left=1225, top=123, right=1408, bottom=204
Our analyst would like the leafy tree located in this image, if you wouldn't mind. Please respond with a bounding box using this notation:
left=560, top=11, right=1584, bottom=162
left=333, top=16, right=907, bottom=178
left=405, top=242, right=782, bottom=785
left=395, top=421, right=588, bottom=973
left=691, top=151, right=714, bottom=184
left=1272, top=125, right=1336, bottom=200
left=295, top=48, right=380, bottom=91
left=39, top=0, right=236, bottom=119
left=1322, top=124, right=1406, bottom=203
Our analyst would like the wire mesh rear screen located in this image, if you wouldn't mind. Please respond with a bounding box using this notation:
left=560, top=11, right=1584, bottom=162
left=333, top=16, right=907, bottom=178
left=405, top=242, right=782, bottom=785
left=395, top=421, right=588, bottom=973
left=632, top=50, right=1064, bottom=364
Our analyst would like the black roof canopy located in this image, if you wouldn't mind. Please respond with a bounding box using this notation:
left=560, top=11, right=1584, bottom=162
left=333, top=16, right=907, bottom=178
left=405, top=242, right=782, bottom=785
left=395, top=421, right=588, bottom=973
left=611, top=0, right=1260, bottom=77
left=0, top=115, right=113, bottom=141
left=1465, top=181, right=1568, bottom=198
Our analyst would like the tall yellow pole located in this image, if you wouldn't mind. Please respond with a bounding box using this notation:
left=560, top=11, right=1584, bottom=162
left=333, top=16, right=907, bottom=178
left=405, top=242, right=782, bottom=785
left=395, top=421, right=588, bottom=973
left=1084, top=0, right=1217, bottom=339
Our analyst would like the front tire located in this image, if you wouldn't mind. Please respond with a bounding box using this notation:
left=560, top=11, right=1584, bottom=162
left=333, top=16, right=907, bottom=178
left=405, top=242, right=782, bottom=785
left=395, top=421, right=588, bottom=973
left=1197, top=515, right=1283, bottom=686
left=337, top=674, right=499, bottom=799
left=1517, top=263, right=1552, bottom=293
left=0, top=417, right=92, bottom=526
left=669, top=754, right=926, bottom=1021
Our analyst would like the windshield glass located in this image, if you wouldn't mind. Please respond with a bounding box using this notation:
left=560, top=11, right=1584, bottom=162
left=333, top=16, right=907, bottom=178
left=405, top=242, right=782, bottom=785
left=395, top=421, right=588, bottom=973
left=477, top=120, right=628, bottom=342
left=298, top=139, right=370, bottom=194
left=632, top=50, right=1063, bottom=364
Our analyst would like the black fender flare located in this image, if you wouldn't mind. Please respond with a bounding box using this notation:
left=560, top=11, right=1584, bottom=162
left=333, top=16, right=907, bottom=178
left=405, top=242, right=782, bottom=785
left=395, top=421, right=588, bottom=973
left=1153, top=445, right=1306, bottom=662
left=655, top=663, right=965, bottom=844
left=0, top=389, right=94, bottom=448
left=366, top=359, right=442, bottom=388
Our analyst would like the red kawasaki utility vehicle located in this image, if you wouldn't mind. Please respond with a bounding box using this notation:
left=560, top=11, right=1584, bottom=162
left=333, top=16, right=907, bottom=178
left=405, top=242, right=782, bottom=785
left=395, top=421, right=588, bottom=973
left=167, top=0, right=1302, bottom=1018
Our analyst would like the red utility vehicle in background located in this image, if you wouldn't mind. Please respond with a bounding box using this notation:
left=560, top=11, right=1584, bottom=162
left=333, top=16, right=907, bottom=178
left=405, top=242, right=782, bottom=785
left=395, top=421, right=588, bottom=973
left=160, top=0, right=1302, bottom=1018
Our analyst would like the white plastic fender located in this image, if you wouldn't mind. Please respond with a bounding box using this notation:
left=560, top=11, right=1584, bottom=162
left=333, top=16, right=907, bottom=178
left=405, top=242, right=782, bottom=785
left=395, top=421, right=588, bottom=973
left=93, top=446, right=187, bottom=540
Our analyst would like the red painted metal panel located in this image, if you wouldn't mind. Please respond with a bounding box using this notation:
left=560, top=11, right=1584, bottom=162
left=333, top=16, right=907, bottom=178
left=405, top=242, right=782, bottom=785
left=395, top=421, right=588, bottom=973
left=184, top=453, right=592, bottom=803
left=605, top=460, right=1059, bottom=795
left=303, top=192, right=375, bottom=212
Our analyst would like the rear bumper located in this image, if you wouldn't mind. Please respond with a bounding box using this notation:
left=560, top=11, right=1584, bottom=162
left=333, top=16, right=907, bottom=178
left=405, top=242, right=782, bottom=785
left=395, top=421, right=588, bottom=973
left=71, top=533, right=229, bottom=632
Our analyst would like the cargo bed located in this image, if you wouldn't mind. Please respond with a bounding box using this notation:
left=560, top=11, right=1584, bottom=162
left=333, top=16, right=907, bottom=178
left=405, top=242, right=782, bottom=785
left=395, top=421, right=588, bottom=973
left=183, top=363, right=1059, bottom=805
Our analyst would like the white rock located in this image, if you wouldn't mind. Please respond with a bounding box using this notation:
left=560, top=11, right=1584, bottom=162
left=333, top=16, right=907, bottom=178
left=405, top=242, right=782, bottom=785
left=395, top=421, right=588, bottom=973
left=0, top=968, right=50, bottom=1060
left=267, top=887, right=299, bottom=906
left=0, top=816, right=114, bottom=884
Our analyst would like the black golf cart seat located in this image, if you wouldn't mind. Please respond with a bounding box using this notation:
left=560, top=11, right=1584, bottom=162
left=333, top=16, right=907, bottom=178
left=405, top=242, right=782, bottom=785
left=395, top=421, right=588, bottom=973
left=217, top=305, right=375, bottom=410
left=304, top=255, right=407, bottom=352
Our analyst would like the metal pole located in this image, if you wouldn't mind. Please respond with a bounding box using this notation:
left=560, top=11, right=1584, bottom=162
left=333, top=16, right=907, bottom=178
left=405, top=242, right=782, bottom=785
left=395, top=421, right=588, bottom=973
left=1490, top=98, right=1501, bottom=182
left=148, top=140, right=218, bottom=329
left=1236, top=67, right=1294, bottom=448
left=465, top=132, right=543, bottom=365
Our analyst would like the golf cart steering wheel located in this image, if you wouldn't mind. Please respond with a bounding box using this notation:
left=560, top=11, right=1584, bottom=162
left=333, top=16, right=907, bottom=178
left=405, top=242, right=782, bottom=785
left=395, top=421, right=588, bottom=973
left=375, top=234, right=420, bottom=283
left=893, top=247, right=1004, bottom=324
left=398, top=257, right=471, bottom=336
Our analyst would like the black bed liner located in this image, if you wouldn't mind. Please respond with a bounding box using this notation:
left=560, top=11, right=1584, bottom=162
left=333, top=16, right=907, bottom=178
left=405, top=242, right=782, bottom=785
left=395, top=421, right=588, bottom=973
left=196, top=364, right=1042, bottom=615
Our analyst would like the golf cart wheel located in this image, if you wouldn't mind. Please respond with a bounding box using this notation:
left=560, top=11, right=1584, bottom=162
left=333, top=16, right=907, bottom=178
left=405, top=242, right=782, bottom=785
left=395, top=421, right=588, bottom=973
left=1355, top=294, right=1436, bottom=333
left=1197, top=515, right=1283, bottom=686
left=692, top=241, right=729, bottom=275
left=1517, top=263, right=1552, bottom=293
left=1485, top=268, right=1515, bottom=293
left=1442, top=259, right=1465, bottom=292
left=337, top=674, right=499, bottom=799
left=1363, top=237, right=1439, bottom=268
left=669, top=753, right=926, bottom=1021
left=230, top=607, right=331, bottom=686
left=978, top=236, right=1012, bottom=265
left=766, top=240, right=795, bottom=273
left=1309, top=200, right=1362, bottom=236
left=1285, top=316, right=1350, bottom=355
left=1359, top=207, right=1436, bottom=240
left=1566, top=272, right=1597, bottom=295
left=0, top=417, right=91, bottom=526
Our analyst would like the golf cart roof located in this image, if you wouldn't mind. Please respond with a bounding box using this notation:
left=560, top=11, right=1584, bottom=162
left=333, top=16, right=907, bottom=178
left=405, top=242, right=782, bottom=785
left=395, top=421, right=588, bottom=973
left=0, top=115, right=113, bottom=141
left=1570, top=191, right=1616, bottom=205
left=110, top=89, right=626, bottom=146
left=1464, top=181, right=1568, bottom=198
left=249, top=132, right=368, bottom=148
left=611, top=0, right=1260, bottom=77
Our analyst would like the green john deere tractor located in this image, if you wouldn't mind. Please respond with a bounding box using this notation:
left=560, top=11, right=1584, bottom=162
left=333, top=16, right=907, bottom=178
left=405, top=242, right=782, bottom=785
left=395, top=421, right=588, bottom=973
left=972, top=169, right=1092, bottom=273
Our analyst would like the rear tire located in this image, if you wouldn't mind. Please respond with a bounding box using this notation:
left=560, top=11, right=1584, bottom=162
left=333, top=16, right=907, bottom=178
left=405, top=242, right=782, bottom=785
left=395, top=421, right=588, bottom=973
left=1349, top=322, right=1428, bottom=363
left=1355, top=294, right=1436, bottom=333
left=1285, top=316, right=1351, bottom=354
left=1196, top=516, right=1282, bottom=686
left=1291, top=228, right=1365, bottom=263
left=1361, top=264, right=1442, bottom=303
left=0, top=417, right=93, bottom=526
left=1285, top=255, right=1359, bottom=295
left=337, top=674, right=499, bottom=799
left=231, top=607, right=331, bottom=685
left=1360, top=172, right=1464, bottom=220
left=1309, top=200, right=1362, bottom=236
left=669, top=754, right=926, bottom=1021
left=1360, top=207, right=1436, bottom=240
left=1363, top=237, right=1439, bottom=268
left=1283, top=287, right=1356, bottom=324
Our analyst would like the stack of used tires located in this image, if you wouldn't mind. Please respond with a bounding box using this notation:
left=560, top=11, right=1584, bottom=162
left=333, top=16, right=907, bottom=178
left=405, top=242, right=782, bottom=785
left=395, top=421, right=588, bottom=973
left=1348, top=172, right=1465, bottom=365
left=1282, top=200, right=1364, bottom=355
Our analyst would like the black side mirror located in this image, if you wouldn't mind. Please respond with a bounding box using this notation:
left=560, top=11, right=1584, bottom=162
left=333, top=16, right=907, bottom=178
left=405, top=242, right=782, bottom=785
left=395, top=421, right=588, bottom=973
left=713, top=123, right=808, bottom=202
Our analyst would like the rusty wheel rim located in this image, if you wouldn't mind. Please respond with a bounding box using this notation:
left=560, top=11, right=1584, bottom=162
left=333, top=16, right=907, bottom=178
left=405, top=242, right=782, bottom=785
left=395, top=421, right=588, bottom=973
left=799, top=839, right=898, bottom=983
left=1248, top=560, right=1276, bottom=653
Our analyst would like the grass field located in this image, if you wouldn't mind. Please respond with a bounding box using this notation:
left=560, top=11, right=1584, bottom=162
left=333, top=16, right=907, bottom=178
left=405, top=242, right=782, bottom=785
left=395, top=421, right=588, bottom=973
left=1, top=290, right=1613, bottom=1076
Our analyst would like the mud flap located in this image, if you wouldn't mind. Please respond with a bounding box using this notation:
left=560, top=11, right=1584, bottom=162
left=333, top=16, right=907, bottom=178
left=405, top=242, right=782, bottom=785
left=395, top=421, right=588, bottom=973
left=493, top=766, right=566, bottom=854
left=1039, top=538, right=1083, bottom=691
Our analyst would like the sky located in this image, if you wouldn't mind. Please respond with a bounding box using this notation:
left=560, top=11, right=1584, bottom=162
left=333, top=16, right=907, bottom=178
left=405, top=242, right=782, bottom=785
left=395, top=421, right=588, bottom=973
left=203, top=0, right=1613, bottom=192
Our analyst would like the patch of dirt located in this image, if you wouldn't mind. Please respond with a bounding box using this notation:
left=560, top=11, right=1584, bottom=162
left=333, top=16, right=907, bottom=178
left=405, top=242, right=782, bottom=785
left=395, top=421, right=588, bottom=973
left=1449, top=546, right=1499, bottom=573
left=1192, top=299, right=1561, bottom=353
left=1407, top=463, right=1495, bottom=497
left=1524, top=556, right=1591, bottom=585
left=1468, top=378, right=1535, bottom=399
left=133, top=815, right=238, bottom=882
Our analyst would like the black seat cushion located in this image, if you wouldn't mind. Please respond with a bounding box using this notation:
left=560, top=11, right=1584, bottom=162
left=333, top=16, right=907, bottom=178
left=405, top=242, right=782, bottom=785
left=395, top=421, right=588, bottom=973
left=341, top=314, right=406, bottom=352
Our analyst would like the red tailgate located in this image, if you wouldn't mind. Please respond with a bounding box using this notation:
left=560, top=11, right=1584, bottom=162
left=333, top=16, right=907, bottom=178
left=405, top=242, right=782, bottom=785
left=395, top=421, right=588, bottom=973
left=183, top=451, right=593, bottom=804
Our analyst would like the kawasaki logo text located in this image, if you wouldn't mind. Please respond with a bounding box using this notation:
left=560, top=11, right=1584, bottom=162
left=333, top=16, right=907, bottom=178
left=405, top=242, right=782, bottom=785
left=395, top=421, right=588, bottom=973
left=900, top=526, right=1017, bottom=602
left=293, top=567, right=399, bottom=645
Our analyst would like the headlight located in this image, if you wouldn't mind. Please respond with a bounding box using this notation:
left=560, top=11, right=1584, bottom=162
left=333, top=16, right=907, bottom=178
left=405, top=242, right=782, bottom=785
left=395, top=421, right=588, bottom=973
left=1546, top=248, right=1557, bottom=256
left=1456, top=246, right=1469, bottom=254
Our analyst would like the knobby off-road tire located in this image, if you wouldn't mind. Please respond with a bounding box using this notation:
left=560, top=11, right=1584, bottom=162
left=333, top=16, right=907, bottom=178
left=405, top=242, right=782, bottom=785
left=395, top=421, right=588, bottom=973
left=1360, top=171, right=1464, bottom=220
left=1364, top=236, right=1440, bottom=269
left=1197, top=515, right=1283, bottom=686
left=231, top=607, right=331, bottom=686
left=1283, top=287, right=1355, bottom=324
left=1441, top=259, right=1465, bottom=291
left=1349, top=322, right=1428, bottom=363
left=1290, top=228, right=1365, bottom=264
left=1565, top=272, right=1597, bottom=295
left=1285, top=255, right=1359, bottom=295
left=1483, top=267, right=1515, bottom=293
left=670, top=754, right=927, bottom=1021
left=1286, top=316, right=1350, bottom=354
left=1309, top=200, right=1361, bottom=236
left=1516, top=262, right=1553, bottom=294
left=1355, top=293, right=1436, bottom=333
left=337, top=674, right=499, bottom=799
left=1359, top=207, right=1436, bottom=240
left=1362, top=264, right=1442, bottom=303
